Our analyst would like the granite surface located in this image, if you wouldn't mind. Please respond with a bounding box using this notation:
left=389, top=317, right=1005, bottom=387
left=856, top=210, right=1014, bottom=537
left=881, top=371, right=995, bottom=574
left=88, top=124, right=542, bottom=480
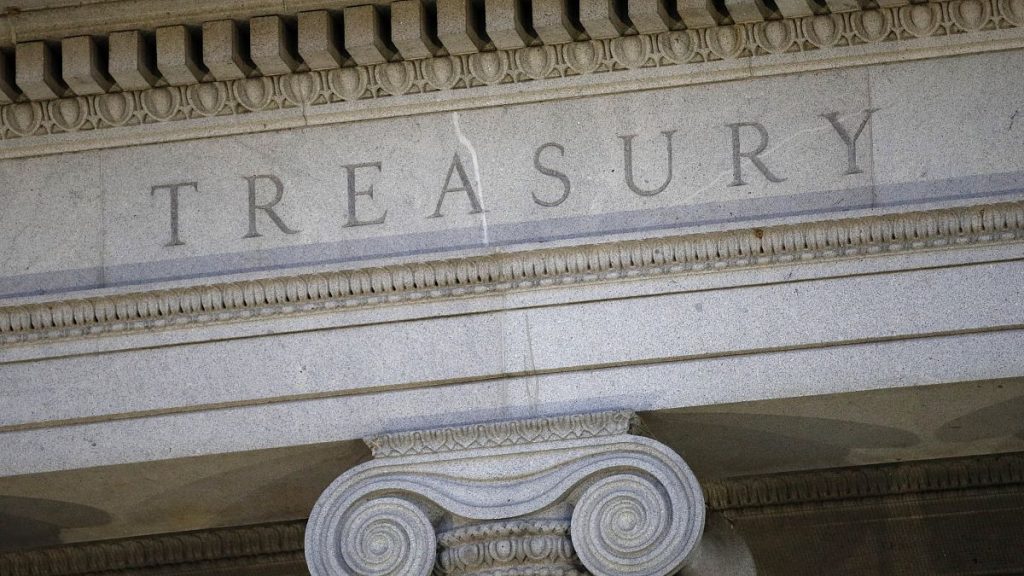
left=1, top=49, right=1022, bottom=300
left=0, top=48, right=1022, bottom=477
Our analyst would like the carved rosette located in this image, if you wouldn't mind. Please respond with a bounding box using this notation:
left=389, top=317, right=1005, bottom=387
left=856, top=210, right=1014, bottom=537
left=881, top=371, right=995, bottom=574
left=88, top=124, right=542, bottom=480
left=305, top=412, right=705, bottom=576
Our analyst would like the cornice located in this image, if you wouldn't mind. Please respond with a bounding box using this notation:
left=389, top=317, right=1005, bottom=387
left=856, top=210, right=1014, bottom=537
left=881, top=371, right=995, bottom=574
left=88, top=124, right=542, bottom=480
left=1, top=201, right=1021, bottom=347
left=1, top=452, right=1021, bottom=575
left=1, top=0, right=1023, bottom=158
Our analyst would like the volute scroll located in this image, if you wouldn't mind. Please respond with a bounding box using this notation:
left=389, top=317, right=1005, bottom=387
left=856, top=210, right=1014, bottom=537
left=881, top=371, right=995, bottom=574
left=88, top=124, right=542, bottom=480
left=572, top=472, right=701, bottom=576
left=307, top=494, right=440, bottom=576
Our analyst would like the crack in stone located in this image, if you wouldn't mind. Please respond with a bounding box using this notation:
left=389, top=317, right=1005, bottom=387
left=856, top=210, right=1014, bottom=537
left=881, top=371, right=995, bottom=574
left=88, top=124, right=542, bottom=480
left=452, top=110, right=489, bottom=246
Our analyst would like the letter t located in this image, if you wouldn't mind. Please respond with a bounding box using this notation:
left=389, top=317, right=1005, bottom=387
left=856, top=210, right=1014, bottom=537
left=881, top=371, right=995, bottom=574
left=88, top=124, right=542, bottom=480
left=150, top=182, right=198, bottom=247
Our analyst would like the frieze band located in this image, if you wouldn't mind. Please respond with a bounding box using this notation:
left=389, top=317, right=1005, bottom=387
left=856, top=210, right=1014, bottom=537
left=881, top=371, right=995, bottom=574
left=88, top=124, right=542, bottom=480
left=141, top=111, right=875, bottom=249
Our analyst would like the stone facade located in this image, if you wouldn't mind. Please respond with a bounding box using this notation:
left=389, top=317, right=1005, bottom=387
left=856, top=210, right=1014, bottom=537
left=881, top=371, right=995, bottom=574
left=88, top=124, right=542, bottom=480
left=1, top=0, right=1023, bottom=573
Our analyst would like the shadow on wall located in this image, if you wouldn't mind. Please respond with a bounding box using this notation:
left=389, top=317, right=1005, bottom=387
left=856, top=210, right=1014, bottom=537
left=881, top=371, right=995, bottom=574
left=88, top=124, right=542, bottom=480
left=0, top=439, right=371, bottom=551
left=642, top=412, right=921, bottom=479
left=120, top=442, right=371, bottom=535
left=936, top=395, right=1024, bottom=442
left=0, top=496, right=111, bottom=552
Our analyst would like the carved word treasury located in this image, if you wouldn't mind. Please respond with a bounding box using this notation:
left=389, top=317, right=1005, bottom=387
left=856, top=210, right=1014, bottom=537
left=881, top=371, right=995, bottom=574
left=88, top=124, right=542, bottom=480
left=147, top=110, right=875, bottom=247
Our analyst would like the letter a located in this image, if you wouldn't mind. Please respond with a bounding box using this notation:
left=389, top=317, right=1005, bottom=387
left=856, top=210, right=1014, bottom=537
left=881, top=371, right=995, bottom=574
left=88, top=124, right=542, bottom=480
left=430, top=153, right=484, bottom=218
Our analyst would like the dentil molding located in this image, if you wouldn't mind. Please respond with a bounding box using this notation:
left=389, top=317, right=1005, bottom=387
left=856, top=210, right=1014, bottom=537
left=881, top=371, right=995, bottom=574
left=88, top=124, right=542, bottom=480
left=0, top=0, right=1023, bottom=158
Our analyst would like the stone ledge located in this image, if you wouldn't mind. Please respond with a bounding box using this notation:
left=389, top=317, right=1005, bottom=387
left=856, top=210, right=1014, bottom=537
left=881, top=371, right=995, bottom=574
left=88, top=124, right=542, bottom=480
left=1, top=200, right=1021, bottom=347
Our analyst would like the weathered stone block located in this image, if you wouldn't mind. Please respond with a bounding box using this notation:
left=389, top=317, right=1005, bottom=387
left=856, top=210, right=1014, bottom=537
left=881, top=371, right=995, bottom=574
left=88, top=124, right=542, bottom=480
left=486, top=0, right=534, bottom=50
left=532, top=0, right=582, bottom=44
left=628, top=0, right=674, bottom=32
left=61, top=36, right=114, bottom=95
left=202, top=20, right=255, bottom=81
left=343, top=5, right=395, bottom=65
left=579, top=0, right=628, bottom=38
left=0, top=49, right=21, bottom=103
left=773, top=0, right=816, bottom=18
left=108, top=30, right=158, bottom=91
left=675, top=0, right=722, bottom=27
left=391, top=0, right=441, bottom=60
left=156, top=25, right=207, bottom=85
left=823, top=0, right=862, bottom=12
left=437, top=0, right=488, bottom=54
left=15, top=41, right=67, bottom=100
left=250, top=15, right=301, bottom=75
left=724, top=0, right=771, bottom=22
left=298, top=10, right=347, bottom=70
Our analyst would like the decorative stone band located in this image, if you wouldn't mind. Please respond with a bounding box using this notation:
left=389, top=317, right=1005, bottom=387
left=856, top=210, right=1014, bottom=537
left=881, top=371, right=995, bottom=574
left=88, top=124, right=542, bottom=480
left=705, top=449, right=1024, bottom=512
left=366, top=411, right=643, bottom=458
left=1, top=0, right=1023, bottom=158
left=437, top=520, right=582, bottom=576
left=0, top=520, right=307, bottom=576
left=305, top=411, right=706, bottom=576
left=2, top=451, right=1023, bottom=576
left=0, top=201, right=1021, bottom=347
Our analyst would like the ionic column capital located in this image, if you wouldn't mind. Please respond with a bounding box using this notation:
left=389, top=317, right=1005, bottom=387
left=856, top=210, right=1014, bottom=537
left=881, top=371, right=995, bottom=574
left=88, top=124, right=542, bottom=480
left=305, top=411, right=706, bottom=576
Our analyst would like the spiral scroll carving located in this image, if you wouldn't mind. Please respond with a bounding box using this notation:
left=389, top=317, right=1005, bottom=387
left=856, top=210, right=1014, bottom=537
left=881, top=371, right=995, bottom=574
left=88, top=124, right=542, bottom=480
left=331, top=497, right=437, bottom=576
left=571, top=474, right=700, bottom=576
left=307, top=413, right=707, bottom=576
